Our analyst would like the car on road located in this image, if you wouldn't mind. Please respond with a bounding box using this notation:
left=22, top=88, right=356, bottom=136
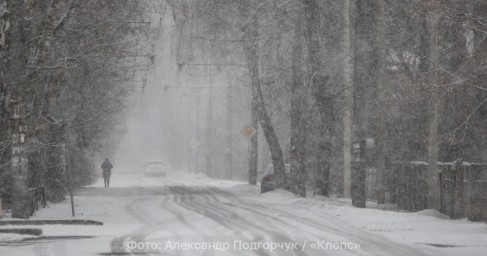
left=260, top=163, right=291, bottom=193
left=143, top=160, right=167, bottom=177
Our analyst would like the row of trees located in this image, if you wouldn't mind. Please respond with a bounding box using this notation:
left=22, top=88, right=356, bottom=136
left=170, top=0, right=487, bottom=204
left=0, top=0, right=159, bottom=218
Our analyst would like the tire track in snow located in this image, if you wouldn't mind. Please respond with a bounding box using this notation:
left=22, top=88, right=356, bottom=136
left=111, top=187, right=221, bottom=256
left=169, top=186, right=312, bottom=256
left=211, top=187, right=429, bottom=256
left=110, top=194, right=181, bottom=256
left=168, top=186, right=268, bottom=256
left=203, top=189, right=319, bottom=255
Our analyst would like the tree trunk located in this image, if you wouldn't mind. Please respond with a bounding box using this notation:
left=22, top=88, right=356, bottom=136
left=304, top=0, right=330, bottom=196
left=255, top=78, right=286, bottom=188
left=7, top=0, right=31, bottom=219
left=290, top=13, right=307, bottom=197
left=241, top=2, right=285, bottom=187
left=352, top=0, right=375, bottom=149
left=342, top=0, right=354, bottom=198
left=427, top=0, right=440, bottom=209
left=375, top=0, right=387, bottom=204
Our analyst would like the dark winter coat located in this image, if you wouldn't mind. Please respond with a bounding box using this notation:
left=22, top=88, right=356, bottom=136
left=101, top=160, right=113, bottom=171
left=101, top=160, right=113, bottom=178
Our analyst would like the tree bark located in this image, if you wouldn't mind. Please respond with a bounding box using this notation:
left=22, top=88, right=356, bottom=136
left=342, top=0, right=354, bottom=198
left=375, top=0, right=387, bottom=204
left=290, top=13, right=307, bottom=197
left=255, top=77, right=286, bottom=188
left=241, top=1, right=285, bottom=187
left=427, top=0, right=440, bottom=209
left=6, top=0, right=31, bottom=219
left=352, top=0, right=375, bottom=148
left=304, top=0, right=331, bottom=196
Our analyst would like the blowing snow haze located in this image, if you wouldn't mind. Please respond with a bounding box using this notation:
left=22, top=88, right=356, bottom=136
left=1, top=1, right=487, bottom=256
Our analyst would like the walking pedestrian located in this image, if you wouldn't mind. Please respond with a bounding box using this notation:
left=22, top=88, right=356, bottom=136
left=101, top=158, right=113, bottom=188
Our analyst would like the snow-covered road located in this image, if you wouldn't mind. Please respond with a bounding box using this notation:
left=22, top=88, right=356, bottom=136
left=107, top=185, right=425, bottom=256
left=1, top=171, right=486, bottom=256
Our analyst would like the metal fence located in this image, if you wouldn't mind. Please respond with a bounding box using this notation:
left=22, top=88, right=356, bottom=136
left=391, top=162, right=428, bottom=212
left=365, top=168, right=376, bottom=201
left=28, top=187, right=47, bottom=216
left=390, top=162, right=487, bottom=221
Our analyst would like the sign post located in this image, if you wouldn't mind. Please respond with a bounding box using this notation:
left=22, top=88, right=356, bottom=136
left=241, top=125, right=257, bottom=183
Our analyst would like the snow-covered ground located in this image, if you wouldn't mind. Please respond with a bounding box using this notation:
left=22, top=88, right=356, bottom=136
left=1, top=170, right=486, bottom=255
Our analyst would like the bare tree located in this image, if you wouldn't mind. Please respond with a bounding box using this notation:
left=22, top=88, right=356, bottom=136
left=341, top=0, right=353, bottom=198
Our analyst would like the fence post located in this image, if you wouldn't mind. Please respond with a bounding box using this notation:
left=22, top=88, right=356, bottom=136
left=411, top=165, right=417, bottom=211
left=391, top=162, right=398, bottom=204
left=453, top=163, right=465, bottom=218
left=439, top=165, right=444, bottom=213
left=41, top=186, right=47, bottom=208
left=28, top=188, right=34, bottom=216
left=467, top=165, right=474, bottom=221
left=352, top=140, right=367, bottom=208
left=420, top=164, right=428, bottom=211
left=449, top=164, right=456, bottom=218
left=418, top=164, right=427, bottom=211
left=467, top=165, right=480, bottom=221
left=406, top=164, right=412, bottom=211
left=398, top=163, right=405, bottom=209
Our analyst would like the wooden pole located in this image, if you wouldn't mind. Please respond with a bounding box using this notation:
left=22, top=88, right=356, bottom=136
left=61, top=124, right=75, bottom=217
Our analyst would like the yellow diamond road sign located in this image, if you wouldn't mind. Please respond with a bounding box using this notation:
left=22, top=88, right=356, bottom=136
left=240, top=125, right=256, bottom=139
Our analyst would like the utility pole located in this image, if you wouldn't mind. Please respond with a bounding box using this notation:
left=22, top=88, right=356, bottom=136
left=195, top=91, right=201, bottom=174
left=187, top=93, right=194, bottom=173
left=61, top=123, right=75, bottom=217
left=205, top=56, right=214, bottom=177
left=226, top=86, right=234, bottom=179
left=241, top=0, right=260, bottom=186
